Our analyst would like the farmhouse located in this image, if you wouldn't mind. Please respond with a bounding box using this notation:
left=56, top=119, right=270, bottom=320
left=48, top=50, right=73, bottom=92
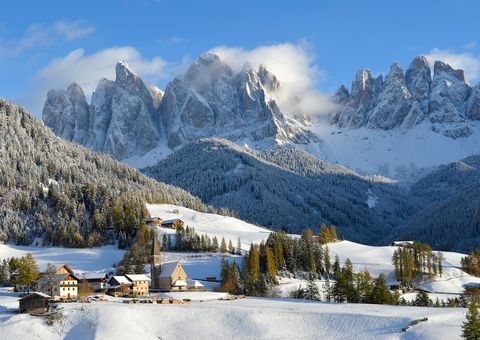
left=125, top=274, right=150, bottom=296
left=18, top=292, right=50, bottom=314
left=144, top=217, right=163, bottom=226
left=106, top=275, right=150, bottom=297
left=161, top=219, right=184, bottom=229
left=36, top=273, right=78, bottom=300
left=159, top=261, right=188, bottom=292
left=76, top=272, right=109, bottom=292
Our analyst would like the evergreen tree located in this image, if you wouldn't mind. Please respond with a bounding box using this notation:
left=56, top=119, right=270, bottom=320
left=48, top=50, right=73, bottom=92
left=324, top=246, right=331, bottom=279
left=220, top=237, right=228, bottom=253
left=414, top=291, right=431, bottom=307
left=463, top=301, right=480, bottom=340
left=304, top=272, right=320, bottom=300
left=228, top=239, right=234, bottom=254
left=236, top=237, right=242, bottom=255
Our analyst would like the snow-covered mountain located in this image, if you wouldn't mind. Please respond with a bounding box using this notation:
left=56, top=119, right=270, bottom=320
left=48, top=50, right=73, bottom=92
left=43, top=53, right=312, bottom=160
left=43, top=61, right=161, bottom=160
left=143, top=138, right=418, bottom=244
left=330, top=56, right=479, bottom=138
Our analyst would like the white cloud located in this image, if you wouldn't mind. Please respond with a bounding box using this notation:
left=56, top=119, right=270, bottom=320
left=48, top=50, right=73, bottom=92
left=425, top=48, right=480, bottom=82
left=0, top=20, right=94, bottom=59
left=211, top=42, right=337, bottom=117
left=54, top=20, right=95, bottom=41
left=30, top=46, right=167, bottom=113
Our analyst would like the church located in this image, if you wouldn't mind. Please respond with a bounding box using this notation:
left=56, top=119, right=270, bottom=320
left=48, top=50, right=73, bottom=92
left=150, top=239, right=189, bottom=292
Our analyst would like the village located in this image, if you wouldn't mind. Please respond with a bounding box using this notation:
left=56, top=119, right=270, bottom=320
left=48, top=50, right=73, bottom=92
left=14, top=214, right=243, bottom=316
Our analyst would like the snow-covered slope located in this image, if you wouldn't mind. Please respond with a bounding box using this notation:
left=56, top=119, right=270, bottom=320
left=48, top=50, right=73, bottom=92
left=328, top=241, right=480, bottom=294
left=0, top=292, right=467, bottom=339
left=148, top=204, right=479, bottom=295
left=146, top=203, right=271, bottom=251
left=305, top=119, right=480, bottom=181
left=0, top=244, right=124, bottom=273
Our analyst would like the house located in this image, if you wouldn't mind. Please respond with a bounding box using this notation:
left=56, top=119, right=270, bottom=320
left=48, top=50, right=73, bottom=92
left=159, top=261, right=188, bottom=292
left=18, top=292, right=50, bottom=314
left=106, top=275, right=150, bottom=297
left=76, top=273, right=109, bottom=292
left=144, top=217, right=163, bottom=226
left=106, top=276, right=132, bottom=297
left=390, top=241, right=414, bottom=247
left=125, top=274, right=151, bottom=296
left=161, top=219, right=184, bottom=229
left=54, top=264, right=74, bottom=275
left=36, top=273, right=78, bottom=300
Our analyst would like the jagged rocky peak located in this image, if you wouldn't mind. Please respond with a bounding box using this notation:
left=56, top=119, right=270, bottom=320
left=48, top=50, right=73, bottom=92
left=429, top=60, right=470, bottom=124
left=335, top=68, right=382, bottom=128
left=405, top=56, right=431, bottom=114
left=331, top=55, right=478, bottom=137
left=161, top=53, right=311, bottom=148
left=42, top=82, right=90, bottom=144
left=367, top=62, right=413, bottom=130
left=43, top=60, right=161, bottom=160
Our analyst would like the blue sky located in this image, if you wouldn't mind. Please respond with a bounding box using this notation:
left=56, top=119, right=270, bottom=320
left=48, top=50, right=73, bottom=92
left=1, top=0, right=479, bottom=115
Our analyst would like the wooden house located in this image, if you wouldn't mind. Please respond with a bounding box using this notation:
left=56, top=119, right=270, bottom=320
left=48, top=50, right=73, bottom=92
left=159, top=261, right=188, bottom=292
left=76, top=273, right=109, bottom=292
left=106, top=276, right=132, bottom=297
left=36, top=273, right=78, bottom=300
left=144, top=217, right=163, bottom=226
left=125, top=274, right=150, bottom=296
left=18, top=292, right=50, bottom=314
left=160, top=219, right=184, bottom=229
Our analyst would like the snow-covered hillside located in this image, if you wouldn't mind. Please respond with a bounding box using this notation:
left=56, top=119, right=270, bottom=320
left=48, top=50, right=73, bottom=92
left=0, top=291, right=468, bottom=339
left=148, top=204, right=479, bottom=296
left=146, top=203, right=271, bottom=251
left=305, top=119, right=480, bottom=182
left=0, top=244, right=124, bottom=273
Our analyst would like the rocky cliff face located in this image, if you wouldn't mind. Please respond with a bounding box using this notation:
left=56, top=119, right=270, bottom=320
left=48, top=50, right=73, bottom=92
left=161, top=53, right=310, bottom=148
left=331, top=56, right=477, bottom=138
left=43, top=54, right=311, bottom=159
left=43, top=61, right=161, bottom=159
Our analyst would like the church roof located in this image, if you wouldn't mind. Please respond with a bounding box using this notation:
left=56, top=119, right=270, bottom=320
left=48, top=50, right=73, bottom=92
left=160, top=261, right=183, bottom=278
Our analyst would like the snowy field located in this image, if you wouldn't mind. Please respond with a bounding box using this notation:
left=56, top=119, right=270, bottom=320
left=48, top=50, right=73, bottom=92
left=0, top=289, right=467, bottom=340
left=147, top=203, right=272, bottom=250
left=0, top=244, right=124, bottom=273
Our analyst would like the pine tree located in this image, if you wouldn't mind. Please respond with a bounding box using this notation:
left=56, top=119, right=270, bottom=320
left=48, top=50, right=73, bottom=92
left=220, top=237, right=227, bottom=253
left=228, top=240, right=234, bottom=254
left=324, top=245, right=331, bottom=279
left=212, top=236, right=219, bottom=252
left=236, top=237, right=242, bottom=255
left=304, top=272, right=320, bottom=300
left=463, top=301, right=480, bottom=340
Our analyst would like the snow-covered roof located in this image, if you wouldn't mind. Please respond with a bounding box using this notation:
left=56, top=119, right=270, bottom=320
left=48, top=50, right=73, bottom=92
left=75, top=272, right=108, bottom=280
left=109, top=276, right=131, bottom=285
left=125, top=274, right=151, bottom=282
left=173, top=280, right=187, bottom=287
left=37, top=273, right=75, bottom=286
left=19, top=291, right=51, bottom=300
left=188, top=280, right=204, bottom=288
left=160, top=261, right=181, bottom=278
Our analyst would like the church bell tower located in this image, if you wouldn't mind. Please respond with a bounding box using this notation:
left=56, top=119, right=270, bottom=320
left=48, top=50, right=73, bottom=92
left=150, top=238, right=161, bottom=290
